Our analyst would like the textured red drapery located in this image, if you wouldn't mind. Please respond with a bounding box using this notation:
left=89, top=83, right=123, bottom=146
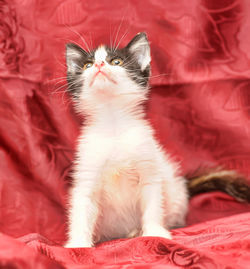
left=0, top=0, right=250, bottom=268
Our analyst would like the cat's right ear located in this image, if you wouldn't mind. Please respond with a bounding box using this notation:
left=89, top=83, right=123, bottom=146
left=66, top=43, right=87, bottom=74
left=125, top=33, right=151, bottom=71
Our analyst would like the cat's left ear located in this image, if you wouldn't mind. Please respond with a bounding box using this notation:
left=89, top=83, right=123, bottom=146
left=126, top=32, right=151, bottom=71
left=66, top=43, right=87, bottom=74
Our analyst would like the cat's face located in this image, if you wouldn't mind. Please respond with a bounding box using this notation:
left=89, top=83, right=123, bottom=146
left=66, top=33, right=151, bottom=110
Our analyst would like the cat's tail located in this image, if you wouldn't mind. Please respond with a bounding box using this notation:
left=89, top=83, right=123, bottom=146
left=187, top=170, right=250, bottom=202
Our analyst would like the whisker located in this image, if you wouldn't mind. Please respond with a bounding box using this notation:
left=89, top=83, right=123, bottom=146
left=49, top=85, right=72, bottom=108
left=112, top=14, right=126, bottom=50
left=50, top=79, right=82, bottom=95
left=57, top=37, right=86, bottom=54
left=149, top=74, right=171, bottom=79
left=67, top=62, right=84, bottom=72
left=89, top=31, right=94, bottom=51
left=126, top=70, right=170, bottom=76
left=50, top=79, right=68, bottom=86
left=50, top=84, right=68, bottom=95
left=114, top=27, right=130, bottom=52
left=45, top=76, right=68, bottom=83
left=125, top=67, right=144, bottom=71
left=67, top=77, right=83, bottom=88
left=123, top=57, right=138, bottom=64
left=119, top=55, right=132, bottom=66
left=109, top=22, right=114, bottom=51
left=53, top=56, right=68, bottom=71
left=129, top=74, right=170, bottom=79
left=64, top=24, right=91, bottom=54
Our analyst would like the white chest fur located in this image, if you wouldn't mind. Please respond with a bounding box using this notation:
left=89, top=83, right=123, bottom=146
left=65, top=101, right=189, bottom=248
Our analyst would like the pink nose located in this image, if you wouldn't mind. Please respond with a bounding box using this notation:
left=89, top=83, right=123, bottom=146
left=95, top=61, right=105, bottom=69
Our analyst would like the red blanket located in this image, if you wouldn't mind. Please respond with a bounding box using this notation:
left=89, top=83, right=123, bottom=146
left=1, top=0, right=250, bottom=268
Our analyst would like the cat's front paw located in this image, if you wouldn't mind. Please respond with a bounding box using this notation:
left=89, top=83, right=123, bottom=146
left=64, top=239, right=93, bottom=248
left=142, top=224, right=172, bottom=240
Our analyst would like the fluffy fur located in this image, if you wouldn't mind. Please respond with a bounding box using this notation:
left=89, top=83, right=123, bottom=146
left=64, top=33, right=188, bottom=247
left=64, top=33, right=250, bottom=248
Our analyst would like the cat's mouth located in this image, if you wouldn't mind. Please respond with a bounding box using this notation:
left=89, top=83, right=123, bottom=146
left=90, top=71, right=117, bottom=87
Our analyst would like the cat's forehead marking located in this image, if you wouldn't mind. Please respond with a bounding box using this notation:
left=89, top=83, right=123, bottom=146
left=94, top=46, right=108, bottom=63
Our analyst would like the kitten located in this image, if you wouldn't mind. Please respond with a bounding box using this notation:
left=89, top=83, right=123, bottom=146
left=64, top=33, right=250, bottom=248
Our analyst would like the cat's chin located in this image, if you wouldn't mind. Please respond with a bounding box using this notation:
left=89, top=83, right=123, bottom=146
left=89, top=76, right=118, bottom=95
left=90, top=72, right=117, bottom=88
left=89, top=80, right=111, bottom=91
left=86, top=85, right=118, bottom=103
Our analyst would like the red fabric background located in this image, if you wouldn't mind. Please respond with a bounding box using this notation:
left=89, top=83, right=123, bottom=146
left=1, top=0, right=250, bottom=268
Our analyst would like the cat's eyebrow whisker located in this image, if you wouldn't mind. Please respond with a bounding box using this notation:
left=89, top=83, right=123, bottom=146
left=58, top=37, right=88, bottom=55
left=113, top=14, right=126, bottom=51
left=114, top=27, right=130, bottom=52
left=109, top=22, right=115, bottom=51
left=64, top=24, right=91, bottom=54
left=89, top=31, right=94, bottom=51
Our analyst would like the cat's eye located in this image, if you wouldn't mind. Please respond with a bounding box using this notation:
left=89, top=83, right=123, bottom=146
left=83, top=62, right=93, bottom=70
left=110, top=58, right=123, bottom=66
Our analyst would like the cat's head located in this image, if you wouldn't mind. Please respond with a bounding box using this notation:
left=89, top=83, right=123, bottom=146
left=66, top=32, right=151, bottom=112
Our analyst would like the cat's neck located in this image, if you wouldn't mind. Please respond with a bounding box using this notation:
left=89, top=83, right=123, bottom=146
left=82, top=96, right=147, bottom=129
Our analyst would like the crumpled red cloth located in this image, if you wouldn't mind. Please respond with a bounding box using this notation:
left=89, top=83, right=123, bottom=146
left=0, top=0, right=250, bottom=268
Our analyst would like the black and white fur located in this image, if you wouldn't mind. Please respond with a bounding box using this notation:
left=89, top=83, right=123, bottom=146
left=64, top=33, right=189, bottom=247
